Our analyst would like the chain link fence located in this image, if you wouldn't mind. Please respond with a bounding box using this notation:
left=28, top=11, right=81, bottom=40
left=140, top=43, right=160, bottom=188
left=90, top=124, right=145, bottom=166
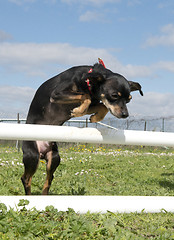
left=0, top=113, right=174, bottom=132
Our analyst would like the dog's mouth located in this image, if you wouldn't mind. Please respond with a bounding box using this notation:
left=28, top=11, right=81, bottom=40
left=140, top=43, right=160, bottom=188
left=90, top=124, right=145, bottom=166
left=108, top=108, right=129, bottom=119
left=101, top=97, right=129, bottom=119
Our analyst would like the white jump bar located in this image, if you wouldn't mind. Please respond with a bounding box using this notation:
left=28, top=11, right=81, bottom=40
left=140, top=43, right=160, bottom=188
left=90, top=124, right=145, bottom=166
left=0, top=123, right=174, bottom=147
left=0, top=196, right=174, bottom=213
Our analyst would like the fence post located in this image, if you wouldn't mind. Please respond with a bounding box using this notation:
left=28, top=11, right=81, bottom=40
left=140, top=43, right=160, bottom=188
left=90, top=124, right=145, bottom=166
left=86, top=118, right=88, bottom=128
left=16, top=113, right=21, bottom=152
left=162, top=118, right=165, bottom=132
left=144, top=121, right=147, bottom=131
left=126, top=120, right=129, bottom=130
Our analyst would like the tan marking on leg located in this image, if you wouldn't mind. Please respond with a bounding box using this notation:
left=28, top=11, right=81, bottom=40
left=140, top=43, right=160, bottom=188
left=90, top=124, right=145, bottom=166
left=71, top=98, right=91, bottom=117
left=42, top=151, right=53, bottom=195
left=50, top=94, right=87, bottom=104
left=21, top=173, right=33, bottom=195
left=86, top=103, right=109, bottom=122
left=71, top=94, right=91, bottom=117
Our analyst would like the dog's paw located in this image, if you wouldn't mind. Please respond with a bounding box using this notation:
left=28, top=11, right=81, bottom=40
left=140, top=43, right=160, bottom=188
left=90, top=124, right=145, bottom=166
left=90, top=114, right=98, bottom=123
left=71, top=108, right=83, bottom=117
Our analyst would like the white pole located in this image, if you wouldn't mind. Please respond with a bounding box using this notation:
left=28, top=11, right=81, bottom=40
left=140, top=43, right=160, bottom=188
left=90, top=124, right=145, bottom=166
left=0, top=196, right=174, bottom=213
left=0, top=123, right=174, bottom=147
left=0, top=124, right=174, bottom=213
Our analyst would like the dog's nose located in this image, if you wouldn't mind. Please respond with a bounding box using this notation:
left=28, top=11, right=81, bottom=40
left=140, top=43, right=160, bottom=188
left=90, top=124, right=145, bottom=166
left=121, top=111, right=129, bottom=118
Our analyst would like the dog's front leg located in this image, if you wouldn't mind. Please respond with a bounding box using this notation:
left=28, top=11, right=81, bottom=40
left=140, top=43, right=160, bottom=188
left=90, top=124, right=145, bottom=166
left=71, top=94, right=91, bottom=117
left=86, top=103, right=109, bottom=122
left=50, top=87, right=92, bottom=118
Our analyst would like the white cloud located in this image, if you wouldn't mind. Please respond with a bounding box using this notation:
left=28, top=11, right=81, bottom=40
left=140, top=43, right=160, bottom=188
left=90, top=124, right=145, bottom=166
left=158, top=1, right=174, bottom=9
left=127, top=0, right=141, bottom=6
left=0, top=30, right=13, bottom=42
left=144, top=24, right=174, bottom=47
left=0, top=42, right=154, bottom=79
left=1, top=41, right=174, bottom=86
left=10, top=0, right=120, bottom=5
left=79, top=10, right=104, bottom=22
left=88, top=0, right=120, bottom=4
left=116, top=63, right=152, bottom=79
left=0, top=86, right=34, bottom=102
left=61, top=0, right=120, bottom=5
left=8, top=0, right=36, bottom=5
left=9, top=0, right=58, bottom=5
left=155, top=61, right=174, bottom=73
left=128, top=92, right=174, bottom=117
left=0, top=42, right=112, bottom=75
left=0, top=86, right=35, bottom=118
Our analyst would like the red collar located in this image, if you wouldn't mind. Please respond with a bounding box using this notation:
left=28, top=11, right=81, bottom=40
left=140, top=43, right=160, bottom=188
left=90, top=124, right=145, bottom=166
left=86, top=58, right=106, bottom=94
left=86, top=68, right=93, bottom=93
left=86, top=79, right=91, bottom=93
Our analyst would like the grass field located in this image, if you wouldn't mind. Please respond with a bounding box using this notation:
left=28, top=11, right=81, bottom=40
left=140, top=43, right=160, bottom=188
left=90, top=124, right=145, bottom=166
left=0, top=144, right=174, bottom=239
left=0, top=144, right=174, bottom=196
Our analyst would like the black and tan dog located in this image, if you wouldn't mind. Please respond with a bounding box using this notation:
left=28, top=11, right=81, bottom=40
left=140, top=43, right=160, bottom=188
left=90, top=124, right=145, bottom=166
left=21, top=62, right=143, bottom=195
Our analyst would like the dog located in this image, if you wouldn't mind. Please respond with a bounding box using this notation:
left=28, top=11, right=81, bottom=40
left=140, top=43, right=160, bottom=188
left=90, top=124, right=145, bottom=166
left=21, top=61, right=143, bottom=195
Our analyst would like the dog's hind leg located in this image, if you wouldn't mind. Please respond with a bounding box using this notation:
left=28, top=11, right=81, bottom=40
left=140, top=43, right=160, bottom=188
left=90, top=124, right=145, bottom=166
left=42, top=142, right=60, bottom=195
left=21, top=141, right=40, bottom=195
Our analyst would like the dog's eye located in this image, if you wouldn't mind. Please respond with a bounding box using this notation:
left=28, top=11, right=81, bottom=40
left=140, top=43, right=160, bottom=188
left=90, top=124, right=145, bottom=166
left=126, top=95, right=132, bottom=103
left=111, top=93, right=118, bottom=99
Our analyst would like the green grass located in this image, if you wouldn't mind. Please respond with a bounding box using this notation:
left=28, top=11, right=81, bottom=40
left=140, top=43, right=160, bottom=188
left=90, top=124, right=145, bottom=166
left=0, top=200, right=174, bottom=239
left=0, top=145, right=174, bottom=239
left=0, top=144, right=174, bottom=196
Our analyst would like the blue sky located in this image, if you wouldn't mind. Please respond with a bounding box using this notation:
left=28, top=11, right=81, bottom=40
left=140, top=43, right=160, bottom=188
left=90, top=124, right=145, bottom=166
left=0, top=0, right=174, bottom=118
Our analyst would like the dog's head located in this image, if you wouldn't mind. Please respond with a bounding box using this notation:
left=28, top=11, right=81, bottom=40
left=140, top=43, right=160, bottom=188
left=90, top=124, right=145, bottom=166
left=82, top=65, right=143, bottom=119
left=100, top=76, right=143, bottom=118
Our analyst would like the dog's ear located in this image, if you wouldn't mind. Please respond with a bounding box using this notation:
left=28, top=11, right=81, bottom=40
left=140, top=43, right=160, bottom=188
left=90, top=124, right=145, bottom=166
left=82, top=71, right=105, bottom=83
left=128, top=81, right=143, bottom=96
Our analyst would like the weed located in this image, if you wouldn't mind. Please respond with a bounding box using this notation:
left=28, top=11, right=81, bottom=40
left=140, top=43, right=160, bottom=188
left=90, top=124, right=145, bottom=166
left=0, top=202, right=174, bottom=239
